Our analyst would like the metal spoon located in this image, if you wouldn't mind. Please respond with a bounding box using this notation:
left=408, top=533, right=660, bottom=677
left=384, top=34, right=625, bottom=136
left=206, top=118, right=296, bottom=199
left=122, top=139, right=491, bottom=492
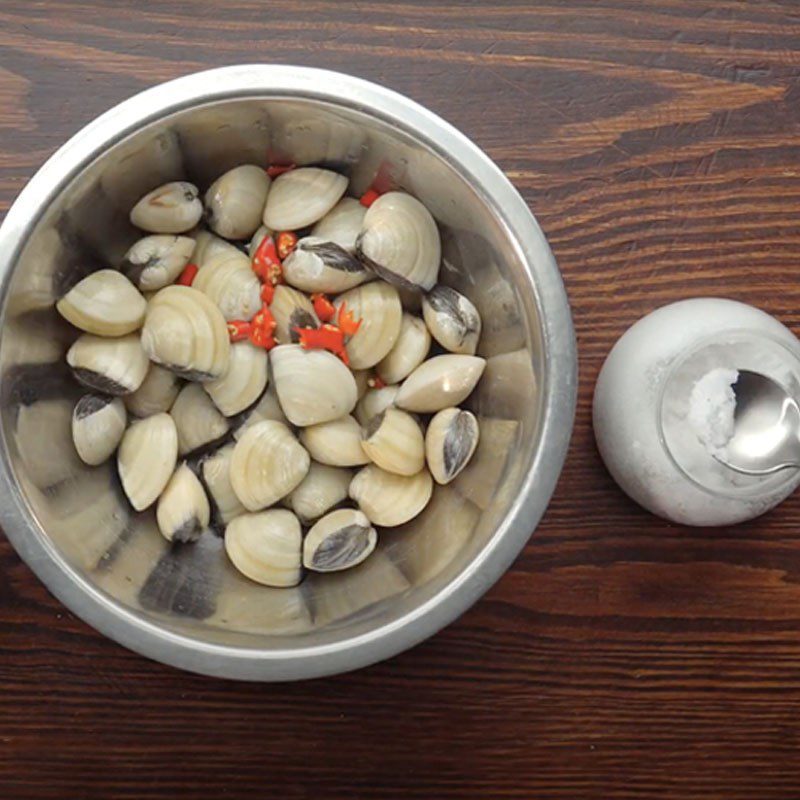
left=714, top=370, right=800, bottom=475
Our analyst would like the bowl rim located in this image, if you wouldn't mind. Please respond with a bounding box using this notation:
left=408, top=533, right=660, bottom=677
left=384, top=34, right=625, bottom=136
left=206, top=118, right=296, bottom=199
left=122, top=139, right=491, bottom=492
left=0, top=64, right=577, bottom=680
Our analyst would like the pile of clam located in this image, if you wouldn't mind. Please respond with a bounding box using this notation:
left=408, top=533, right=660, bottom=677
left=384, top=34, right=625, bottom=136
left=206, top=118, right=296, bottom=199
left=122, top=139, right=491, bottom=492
left=56, top=163, right=485, bottom=588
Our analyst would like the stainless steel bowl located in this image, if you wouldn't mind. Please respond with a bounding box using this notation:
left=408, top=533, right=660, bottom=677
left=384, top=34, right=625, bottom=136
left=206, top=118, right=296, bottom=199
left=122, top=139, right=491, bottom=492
left=0, top=65, right=576, bottom=680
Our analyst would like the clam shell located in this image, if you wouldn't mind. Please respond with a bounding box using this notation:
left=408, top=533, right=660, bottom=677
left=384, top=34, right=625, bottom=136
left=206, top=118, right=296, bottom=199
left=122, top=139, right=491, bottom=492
left=349, top=464, right=433, bottom=527
left=247, top=224, right=273, bottom=257
left=356, top=191, right=440, bottom=291
left=156, top=462, right=210, bottom=542
left=299, top=415, right=370, bottom=467
left=225, top=509, right=303, bottom=587
left=117, top=412, right=178, bottom=511
left=354, top=384, right=399, bottom=426
left=395, top=355, right=486, bottom=413
left=233, top=384, right=288, bottom=439
left=352, top=369, right=370, bottom=400
left=192, top=230, right=243, bottom=267
left=204, top=164, right=271, bottom=240
left=170, top=383, right=230, bottom=456
left=229, top=420, right=310, bottom=511
left=270, top=284, right=319, bottom=345
left=130, top=181, right=203, bottom=233
left=333, top=281, right=402, bottom=370
left=57, top=270, right=146, bottom=337
left=311, top=197, right=367, bottom=253
left=422, top=285, right=482, bottom=355
left=285, top=462, right=352, bottom=523
left=141, top=285, right=230, bottom=380
left=201, top=443, right=246, bottom=525
left=67, top=333, right=149, bottom=396
left=262, top=167, right=347, bottom=230
left=204, top=341, right=268, bottom=417
left=303, top=508, right=376, bottom=573
left=376, top=313, right=431, bottom=384
left=120, top=235, right=195, bottom=292
left=270, top=344, right=358, bottom=427
left=192, top=248, right=261, bottom=322
left=282, top=236, right=370, bottom=294
left=425, top=407, right=480, bottom=485
left=71, top=394, right=127, bottom=466
left=361, top=407, right=425, bottom=476
left=124, top=363, right=181, bottom=418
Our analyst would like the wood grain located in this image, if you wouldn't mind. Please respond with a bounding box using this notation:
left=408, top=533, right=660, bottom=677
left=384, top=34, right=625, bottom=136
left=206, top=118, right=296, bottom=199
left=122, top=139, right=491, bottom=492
left=3, top=0, right=800, bottom=797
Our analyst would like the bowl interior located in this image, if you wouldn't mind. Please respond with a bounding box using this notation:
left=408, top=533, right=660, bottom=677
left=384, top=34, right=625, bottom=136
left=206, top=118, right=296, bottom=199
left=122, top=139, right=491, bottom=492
left=0, top=95, right=543, bottom=657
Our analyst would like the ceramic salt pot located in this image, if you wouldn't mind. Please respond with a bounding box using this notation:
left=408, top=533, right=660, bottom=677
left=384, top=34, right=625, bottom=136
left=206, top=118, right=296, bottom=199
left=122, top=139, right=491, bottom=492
left=593, top=298, right=800, bottom=526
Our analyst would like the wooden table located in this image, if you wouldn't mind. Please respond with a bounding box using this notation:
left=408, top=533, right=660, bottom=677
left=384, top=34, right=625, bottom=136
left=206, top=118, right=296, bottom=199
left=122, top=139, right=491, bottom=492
left=3, top=1, right=800, bottom=797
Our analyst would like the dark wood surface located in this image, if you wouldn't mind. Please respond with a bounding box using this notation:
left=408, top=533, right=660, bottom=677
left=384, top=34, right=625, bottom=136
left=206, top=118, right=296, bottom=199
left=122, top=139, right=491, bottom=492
left=3, top=1, right=800, bottom=797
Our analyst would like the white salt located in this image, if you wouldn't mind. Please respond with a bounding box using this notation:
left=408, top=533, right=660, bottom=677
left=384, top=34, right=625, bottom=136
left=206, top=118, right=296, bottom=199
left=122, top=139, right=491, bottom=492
left=687, top=368, right=738, bottom=454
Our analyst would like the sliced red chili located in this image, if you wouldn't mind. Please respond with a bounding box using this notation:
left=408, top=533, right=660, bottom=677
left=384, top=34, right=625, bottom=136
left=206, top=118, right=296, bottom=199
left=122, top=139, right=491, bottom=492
left=251, top=303, right=277, bottom=336
left=260, top=283, right=275, bottom=304
left=252, top=236, right=283, bottom=285
left=336, top=301, right=362, bottom=336
left=266, top=163, right=296, bottom=178
left=176, top=262, right=199, bottom=286
left=227, top=320, right=251, bottom=342
left=359, top=188, right=381, bottom=208
left=249, top=326, right=276, bottom=350
left=276, top=231, right=298, bottom=260
left=311, top=293, right=336, bottom=323
left=295, top=324, right=349, bottom=365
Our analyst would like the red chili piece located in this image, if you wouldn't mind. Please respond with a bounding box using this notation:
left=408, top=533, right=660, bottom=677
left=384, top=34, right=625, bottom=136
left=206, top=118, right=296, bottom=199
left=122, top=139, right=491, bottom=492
left=276, top=231, right=298, bottom=260
left=295, top=324, right=349, bottom=365
left=266, top=163, right=296, bottom=178
left=336, top=301, right=362, bottom=336
left=359, top=188, right=381, bottom=208
left=252, top=236, right=283, bottom=285
left=249, top=304, right=277, bottom=350
left=227, top=320, right=251, bottom=342
left=311, top=293, right=336, bottom=323
left=260, top=283, right=275, bottom=305
left=176, top=262, right=199, bottom=286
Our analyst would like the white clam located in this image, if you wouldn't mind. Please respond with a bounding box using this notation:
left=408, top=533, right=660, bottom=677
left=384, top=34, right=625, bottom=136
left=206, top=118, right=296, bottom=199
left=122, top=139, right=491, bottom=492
left=192, top=230, right=243, bottom=267
left=192, top=248, right=261, bottom=322
left=299, top=415, right=370, bottom=467
left=282, top=236, right=370, bottom=294
left=248, top=224, right=273, bottom=257
left=262, top=167, right=347, bottom=230
left=170, top=383, right=230, bottom=456
left=201, top=444, right=246, bottom=525
left=225, top=509, right=303, bottom=588
left=270, top=284, right=319, bottom=345
left=130, top=181, right=203, bottom=233
left=71, top=394, right=127, bottom=466
left=141, top=285, right=230, bottom=380
left=354, top=384, right=399, bottom=426
left=156, top=462, right=210, bottom=542
left=124, top=363, right=181, bottom=418
left=120, top=235, right=195, bottom=291
left=205, top=164, right=271, bottom=240
left=233, top=384, right=288, bottom=439
left=311, top=197, right=367, bottom=253
left=285, top=462, right=352, bottom=523
left=67, top=333, right=149, bottom=396
left=395, top=355, right=486, bottom=413
left=422, top=285, right=482, bottom=355
left=270, top=344, right=357, bottom=427
left=333, top=281, right=402, bottom=370
left=376, top=313, right=431, bottom=384
left=204, top=341, right=268, bottom=417
left=352, top=369, right=370, bottom=400
left=117, top=412, right=178, bottom=511
left=57, top=270, right=146, bottom=337
left=361, top=407, right=425, bottom=476
left=349, top=464, right=433, bottom=527
left=230, top=420, right=310, bottom=511
left=303, top=508, right=376, bottom=573
left=425, top=407, right=480, bottom=485
left=356, top=191, right=441, bottom=291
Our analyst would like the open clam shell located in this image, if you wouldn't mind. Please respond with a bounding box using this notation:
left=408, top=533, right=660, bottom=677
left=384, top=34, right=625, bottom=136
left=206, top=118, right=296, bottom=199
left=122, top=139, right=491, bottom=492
left=57, top=269, right=146, bottom=337
left=425, top=407, right=480, bottom=485
left=262, top=167, right=347, bottom=230
left=225, top=509, right=303, bottom=588
left=71, top=394, right=127, bottom=466
left=285, top=462, right=352, bottom=524
left=311, top=197, right=367, bottom=253
left=299, top=414, right=370, bottom=467
left=422, top=285, right=482, bottom=355
left=395, top=354, right=486, bottom=413
left=303, top=508, right=376, bottom=573
left=156, top=462, right=210, bottom=542
left=204, top=164, right=271, bottom=240
left=124, top=363, right=181, bottom=418
left=120, top=234, right=195, bottom=292
left=117, top=412, right=178, bottom=511
left=349, top=464, right=433, bottom=527
left=270, top=284, right=319, bottom=345
left=270, top=344, right=358, bottom=427
left=67, top=333, right=149, bottom=396
left=376, top=313, right=431, bottom=385
left=141, top=285, right=230, bottom=380
left=130, top=181, right=203, bottom=233
left=170, top=382, right=230, bottom=456
left=360, top=407, right=424, bottom=476
left=229, top=420, right=310, bottom=511
left=333, top=281, right=402, bottom=370
left=356, top=191, right=441, bottom=291
left=204, top=340, right=268, bottom=417
left=201, top=443, right=246, bottom=526
left=283, top=236, right=371, bottom=294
